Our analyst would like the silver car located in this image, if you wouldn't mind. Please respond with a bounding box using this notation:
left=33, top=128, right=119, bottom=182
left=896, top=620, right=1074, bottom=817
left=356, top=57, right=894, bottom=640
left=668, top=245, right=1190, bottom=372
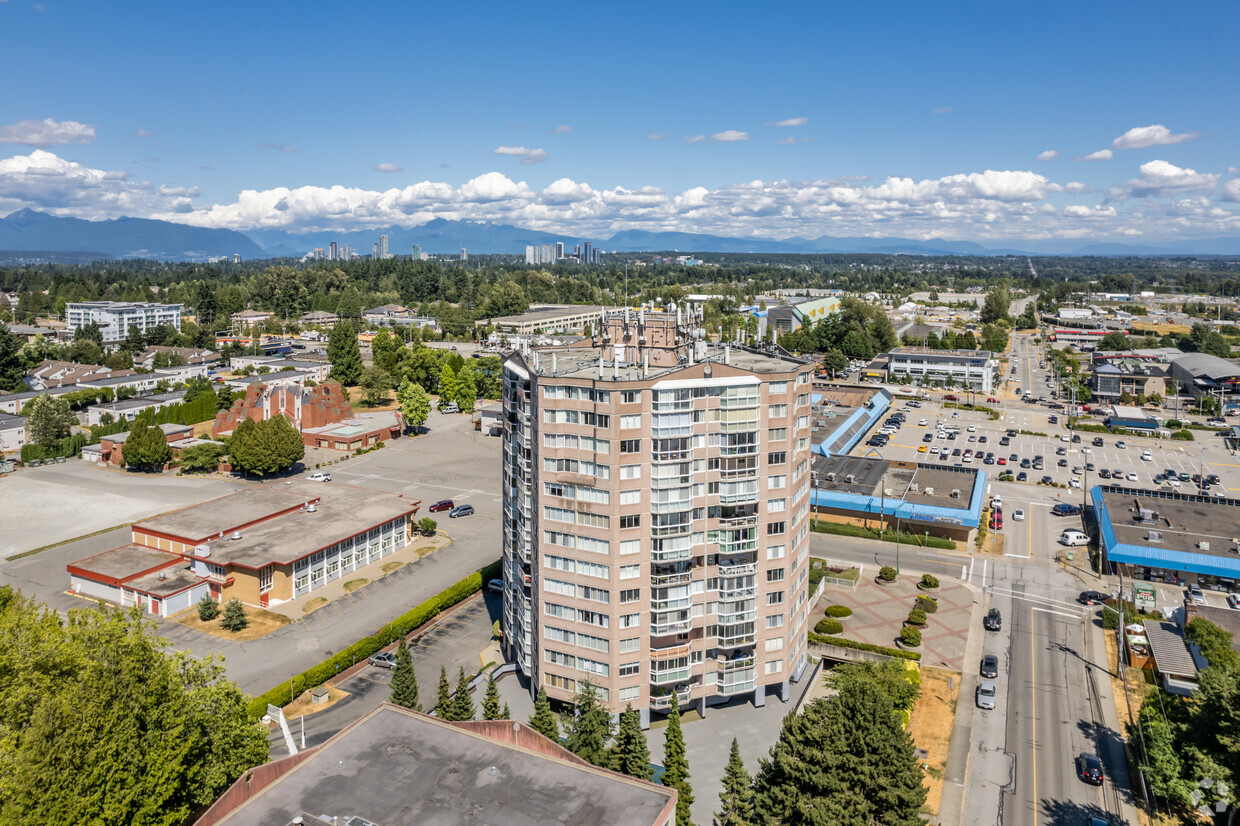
left=976, top=680, right=997, bottom=710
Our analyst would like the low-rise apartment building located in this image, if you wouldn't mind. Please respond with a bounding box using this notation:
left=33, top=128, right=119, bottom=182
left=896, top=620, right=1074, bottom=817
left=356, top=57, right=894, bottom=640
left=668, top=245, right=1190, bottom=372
left=65, top=301, right=182, bottom=342
left=885, top=347, right=999, bottom=392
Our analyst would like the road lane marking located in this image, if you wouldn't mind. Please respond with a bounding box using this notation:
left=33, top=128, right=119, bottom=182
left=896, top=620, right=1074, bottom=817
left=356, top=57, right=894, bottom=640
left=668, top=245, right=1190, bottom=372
left=924, top=558, right=965, bottom=567
left=990, top=587, right=1083, bottom=612
left=1031, top=606, right=1083, bottom=619
left=1032, top=609, right=1038, bottom=826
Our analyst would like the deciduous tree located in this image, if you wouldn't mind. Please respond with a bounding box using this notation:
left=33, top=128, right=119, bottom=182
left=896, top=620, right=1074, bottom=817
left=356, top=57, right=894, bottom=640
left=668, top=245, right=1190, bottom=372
left=437, top=363, right=459, bottom=409
left=26, top=393, right=77, bottom=445
left=360, top=365, right=393, bottom=405
left=397, top=377, right=431, bottom=431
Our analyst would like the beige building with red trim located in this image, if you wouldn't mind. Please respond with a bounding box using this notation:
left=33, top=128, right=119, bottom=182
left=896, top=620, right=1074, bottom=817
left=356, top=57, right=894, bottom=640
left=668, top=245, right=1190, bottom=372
left=68, top=483, right=420, bottom=615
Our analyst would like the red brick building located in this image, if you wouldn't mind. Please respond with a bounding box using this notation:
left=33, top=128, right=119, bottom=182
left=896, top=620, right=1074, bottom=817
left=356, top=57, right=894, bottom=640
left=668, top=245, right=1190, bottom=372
left=213, top=379, right=402, bottom=450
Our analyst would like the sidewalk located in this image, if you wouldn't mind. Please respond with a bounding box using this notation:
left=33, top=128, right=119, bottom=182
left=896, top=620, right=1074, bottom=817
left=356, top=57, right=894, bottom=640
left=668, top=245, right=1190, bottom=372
left=1089, top=615, right=1142, bottom=826
left=935, top=575, right=986, bottom=826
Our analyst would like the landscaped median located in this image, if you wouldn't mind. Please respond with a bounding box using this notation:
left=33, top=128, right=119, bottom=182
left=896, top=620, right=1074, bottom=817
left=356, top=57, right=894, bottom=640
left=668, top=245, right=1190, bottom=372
left=245, top=558, right=502, bottom=720
left=810, top=519, right=956, bottom=550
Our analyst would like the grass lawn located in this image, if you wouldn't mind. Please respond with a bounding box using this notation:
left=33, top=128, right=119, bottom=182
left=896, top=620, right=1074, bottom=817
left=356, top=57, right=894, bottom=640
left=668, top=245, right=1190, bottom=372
left=281, top=684, right=351, bottom=721
left=171, top=605, right=291, bottom=641
left=302, top=596, right=328, bottom=615
left=343, top=578, right=368, bottom=593
left=382, top=560, right=404, bottom=574
left=908, top=666, right=959, bottom=816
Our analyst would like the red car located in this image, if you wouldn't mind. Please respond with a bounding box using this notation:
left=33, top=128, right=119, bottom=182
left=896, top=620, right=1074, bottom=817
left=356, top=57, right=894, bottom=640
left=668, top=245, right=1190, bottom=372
left=944, top=394, right=959, bottom=401
left=429, top=499, right=454, bottom=513
left=997, top=458, right=1007, bottom=465
left=987, top=397, right=999, bottom=404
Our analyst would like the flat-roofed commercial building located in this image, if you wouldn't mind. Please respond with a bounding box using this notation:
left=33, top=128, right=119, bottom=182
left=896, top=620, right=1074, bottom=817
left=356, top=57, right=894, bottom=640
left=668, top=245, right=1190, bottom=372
left=1093, top=485, right=1240, bottom=592
left=502, top=307, right=815, bottom=725
left=68, top=483, right=420, bottom=612
left=886, top=347, right=999, bottom=392
left=483, top=304, right=609, bottom=335
left=65, top=301, right=182, bottom=342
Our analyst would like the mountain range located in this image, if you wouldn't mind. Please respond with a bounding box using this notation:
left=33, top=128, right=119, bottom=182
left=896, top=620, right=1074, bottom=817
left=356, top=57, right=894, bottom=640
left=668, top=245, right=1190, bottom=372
left=3, top=208, right=1240, bottom=262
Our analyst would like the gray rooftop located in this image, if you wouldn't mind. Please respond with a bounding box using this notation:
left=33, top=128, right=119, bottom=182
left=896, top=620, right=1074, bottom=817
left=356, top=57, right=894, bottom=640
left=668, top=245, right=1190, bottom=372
left=136, top=483, right=419, bottom=568
left=78, top=373, right=153, bottom=387
left=104, top=423, right=194, bottom=445
left=210, top=705, right=676, bottom=826
left=1145, top=621, right=1198, bottom=679
left=488, top=304, right=609, bottom=325
left=70, top=543, right=181, bottom=581
left=811, top=454, right=980, bottom=511
left=1100, top=487, right=1240, bottom=559
left=523, top=342, right=808, bottom=383
left=230, top=370, right=310, bottom=385
left=1172, top=352, right=1240, bottom=380
left=0, top=413, right=27, bottom=430
left=92, top=390, right=186, bottom=413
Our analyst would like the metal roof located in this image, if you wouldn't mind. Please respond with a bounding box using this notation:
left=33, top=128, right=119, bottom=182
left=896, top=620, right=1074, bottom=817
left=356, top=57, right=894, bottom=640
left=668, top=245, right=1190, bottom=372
left=1172, top=352, right=1240, bottom=380
left=1144, top=622, right=1198, bottom=679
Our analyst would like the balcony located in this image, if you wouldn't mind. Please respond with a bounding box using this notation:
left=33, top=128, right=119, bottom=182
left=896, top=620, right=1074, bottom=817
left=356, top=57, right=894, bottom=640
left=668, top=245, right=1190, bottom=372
left=717, top=583, right=756, bottom=600
left=650, top=617, right=692, bottom=635
left=716, top=676, right=756, bottom=696
left=650, top=640, right=693, bottom=659
left=717, top=514, right=758, bottom=528
left=649, top=684, right=694, bottom=711
left=650, top=595, right=692, bottom=612
left=651, top=571, right=692, bottom=587
left=716, top=654, right=755, bottom=672
left=718, top=561, right=757, bottom=577
left=650, top=666, right=692, bottom=686
left=651, top=546, right=692, bottom=563
left=716, top=609, right=757, bottom=625
left=716, top=630, right=756, bottom=648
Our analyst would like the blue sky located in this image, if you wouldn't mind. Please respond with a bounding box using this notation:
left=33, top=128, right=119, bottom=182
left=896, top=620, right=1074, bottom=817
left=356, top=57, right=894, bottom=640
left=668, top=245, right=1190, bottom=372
left=1, top=0, right=1237, bottom=243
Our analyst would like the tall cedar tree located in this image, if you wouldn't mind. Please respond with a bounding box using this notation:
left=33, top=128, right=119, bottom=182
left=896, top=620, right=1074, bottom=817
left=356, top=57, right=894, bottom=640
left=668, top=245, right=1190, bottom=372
left=0, top=323, right=23, bottom=392
left=751, top=683, right=927, bottom=826
left=564, top=679, right=612, bottom=767
left=714, top=738, right=753, bottom=826
left=450, top=667, right=475, bottom=722
left=609, top=703, right=653, bottom=780
left=662, top=693, right=694, bottom=826
left=389, top=636, right=420, bottom=711
left=529, top=686, right=560, bottom=742
left=0, top=587, right=268, bottom=825
left=327, top=320, right=363, bottom=385
left=482, top=674, right=502, bottom=720
left=435, top=666, right=452, bottom=718
left=437, top=363, right=459, bottom=409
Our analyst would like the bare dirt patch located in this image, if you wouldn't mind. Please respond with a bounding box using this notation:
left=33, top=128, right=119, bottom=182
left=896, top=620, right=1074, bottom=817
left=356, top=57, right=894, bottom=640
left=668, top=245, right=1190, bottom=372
left=281, top=684, right=350, bottom=720
left=343, top=578, right=368, bottom=593
left=171, top=605, right=291, bottom=641
left=908, top=666, right=958, bottom=816
left=302, top=596, right=328, bottom=615
left=381, top=560, right=404, bottom=574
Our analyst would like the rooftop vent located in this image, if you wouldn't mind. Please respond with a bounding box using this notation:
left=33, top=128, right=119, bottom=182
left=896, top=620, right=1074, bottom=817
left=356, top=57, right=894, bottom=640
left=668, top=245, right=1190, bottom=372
left=1137, top=508, right=1159, bottom=523
left=307, top=503, right=317, bottom=513
left=908, top=483, right=919, bottom=493
left=157, top=572, right=167, bottom=581
left=845, top=474, right=856, bottom=484
left=950, top=488, right=961, bottom=499
left=1147, top=530, right=1163, bottom=542
left=826, top=472, right=836, bottom=482
left=924, top=487, right=934, bottom=496
left=1199, top=541, right=1212, bottom=551
left=231, top=531, right=242, bottom=541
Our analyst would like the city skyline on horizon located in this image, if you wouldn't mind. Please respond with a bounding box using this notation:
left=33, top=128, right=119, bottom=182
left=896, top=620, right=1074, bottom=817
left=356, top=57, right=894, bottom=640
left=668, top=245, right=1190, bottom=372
left=0, top=1, right=1237, bottom=245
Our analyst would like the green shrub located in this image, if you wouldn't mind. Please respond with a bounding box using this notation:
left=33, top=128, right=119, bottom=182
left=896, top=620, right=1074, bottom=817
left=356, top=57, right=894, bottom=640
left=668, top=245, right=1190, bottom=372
left=1165, top=419, right=1183, bottom=429
left=814, top=618, right=843, bottom=635
left=879, top=566, right=898, bottom=582
left=916, top=595, right=939, bottom=614
left=806, top=633, right=921, bottom=661
left=809, top=520, right=954, bottom=549
left=826, top=605, right=853, bottom=618
left=196, top=593, right=219, bottom=621
left=1170, top=429, right=1194, bottom=441
left=919, top=574, right=939, bottom=589
left=899, top=626, right=922, bottom=647
left=907, top=608, right=927, bottom=626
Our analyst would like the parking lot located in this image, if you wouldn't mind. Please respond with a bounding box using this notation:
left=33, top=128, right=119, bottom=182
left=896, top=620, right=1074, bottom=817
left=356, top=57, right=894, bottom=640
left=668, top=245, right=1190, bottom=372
left=858, top=397, right=1240, bottom=494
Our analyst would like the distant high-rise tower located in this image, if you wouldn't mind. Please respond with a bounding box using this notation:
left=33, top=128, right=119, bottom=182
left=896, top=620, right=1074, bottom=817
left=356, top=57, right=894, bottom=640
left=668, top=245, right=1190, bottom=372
left=342, top=244, right=351, bottom=261
left=583, top=242, right=592, bottom=264
left=329, top=241, right=338, bottom=261
left=372, top=243, right=380, bottom=258
left=460, top=247, right=468, bottom=261
left=379, top=235, right=390, bottom=259
left=555, top=241, right=564, bottom=260
left=412, top=244, right=423, bottom=260
left=232, top=253, right=241, bottom=264
left=313, top=247, right=325, bottom=261
left=573, top=243, right=581, bottom=260
left=525, top=245, right=536, bottom=265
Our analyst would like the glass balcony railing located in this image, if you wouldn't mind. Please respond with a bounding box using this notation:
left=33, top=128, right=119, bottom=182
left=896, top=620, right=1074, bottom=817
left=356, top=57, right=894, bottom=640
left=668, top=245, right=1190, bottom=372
left=716, top=609, right=757, bottom=625
left=716, top=676, right=756, bottom=695
left=716, top=631, right=756, bottom=648
left=718, top=561, right=758, bottom=577
left=716, top=655, right=755, bottom=672
left=650, top=666, right=692, bottom=685
left=650, top=617, right=692, bottom=635
left=649, top=685, right=693, bottom=711
left=651, top=571, right=692, bottom=587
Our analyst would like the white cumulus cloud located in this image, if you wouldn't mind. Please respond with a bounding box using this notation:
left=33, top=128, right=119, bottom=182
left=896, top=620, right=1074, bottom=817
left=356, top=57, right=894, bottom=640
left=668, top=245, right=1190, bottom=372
left=711, top=130, right=749, bottom=142
left=1112, top=124, right=1199, bottom=150
left=372, top=162, right=403, bottom=173
left=0, top=150, right=194, bottom=217
left=1222, top=178, right=1240, bottom=203
left=1036, top=150, right=1058, bottom=161
left=770, top=117, right=808, bottom=127
left=0, top=118, right=96, bottom=147
left=1076, top=149, right=1113, bottom=162
left=1110, top=159, right=1220, bottom=200
left=492, top=145, right=547, bottom=164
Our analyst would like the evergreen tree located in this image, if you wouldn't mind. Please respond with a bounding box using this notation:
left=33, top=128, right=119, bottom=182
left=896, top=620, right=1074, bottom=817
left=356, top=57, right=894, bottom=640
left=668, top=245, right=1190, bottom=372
left=196, top=593, right=220, bottom=621
left=327, top=320, right=362, bottom=385
left=501, top=702, right=511, bottom=720
left=714, top=738, right=752, bottom=826
left=564, top=679, right=612, bottom=767
left=396, top=377, right=431, bottom=431
left=751, top=683, right=926, bottom=826
left=662, top=693, right=694, bottom=826
left=529, top=686, right=560, bottom=742
left=435, top=666, right=452, bottom=718
left=450, top=667, right=475, bottom=722
left=218, top=598, right=249, bottom=633
left=389, top=636, right=420, bottom=711
left=437, top=363, right=459, bottom=409
left=482, top=673, right=501, bottom=720
left=25, top=393, right=76, bottom=445
left=609, top=703, right=652, bottom=780
left=0, top=323, right=26, bottom=392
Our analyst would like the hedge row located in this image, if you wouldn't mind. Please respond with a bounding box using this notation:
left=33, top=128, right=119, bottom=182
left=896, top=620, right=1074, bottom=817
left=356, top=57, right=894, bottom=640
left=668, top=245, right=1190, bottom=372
left=20, top=433, right=86, bottom=463
left=246, top=558, right=501, bottom=720
left=807, top=632, right=922, bottom=661
left=809, top=519, right=955, bottom=550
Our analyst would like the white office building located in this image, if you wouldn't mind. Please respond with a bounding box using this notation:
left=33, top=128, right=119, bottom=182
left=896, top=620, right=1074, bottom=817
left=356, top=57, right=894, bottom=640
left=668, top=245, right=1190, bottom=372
left=65, top=302, right=182, bottom=343
left=886, top=347, right=999, bottom=392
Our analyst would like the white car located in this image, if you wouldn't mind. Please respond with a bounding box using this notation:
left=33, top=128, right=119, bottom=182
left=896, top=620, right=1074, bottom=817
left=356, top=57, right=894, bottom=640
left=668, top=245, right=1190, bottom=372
left=1060, top=435, right=1070, bottom=442
left=919, top=419, right=928, bottom=426
left=307, top=472, right=332, bottom=482
left=929, top=446, right=940, bottom=454
left=1060, top=530, right=1090, bottom=547
left=1227, top=593, right=1240, bottom=610
left=967, top=425, right=977, bottom=432
left=1167, top=478, right=1181, bottom=487
left=1127, top=472, right=1139, bottom=482
left=991, top=495, right=1003, bottom=508
left=1080, top=446, right=1091, bottom=454
left=1012, top=509, right=1025, bottom=521
left=1069, top=478, right=1082, bottom=489
left=1141, top=451, right=1153, bottom=461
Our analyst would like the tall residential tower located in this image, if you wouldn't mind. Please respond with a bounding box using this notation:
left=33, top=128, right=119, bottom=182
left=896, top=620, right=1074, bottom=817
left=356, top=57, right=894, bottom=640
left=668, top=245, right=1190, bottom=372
left=501, top=307, right=814, bottom=726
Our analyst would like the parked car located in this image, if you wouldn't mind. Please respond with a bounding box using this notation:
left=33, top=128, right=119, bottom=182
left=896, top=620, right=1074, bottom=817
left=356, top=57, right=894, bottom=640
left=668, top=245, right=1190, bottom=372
left=487, top=578, right=504, bottom=593
left=369, top=652, right=398, bottom=669
left=1012, top=508, right=1025, bottom=521
left=1016, top=472, right=1028, bottom=481
left=307, top=472, right=332, bottom=482
left=976, top=680, right=997, bottom=710
left=449, top=504, right=475, bottom=518
left=1116, top=440, right=1127, bottom=449
left=1060, top=530, right=1090, bottom=547
left=984, top=608, right=1002, bottom=631
left=1092, top=437, right=1105, bottom=447
left=1076, top=752, right=1104, bottom=785
left=1188, top=583, right=1206, bottom=605
left=429, top=499, right=455, bottom=512
left=980, top=654, right=999, bottom=678
left=442, top=403, right=460, bottom=414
